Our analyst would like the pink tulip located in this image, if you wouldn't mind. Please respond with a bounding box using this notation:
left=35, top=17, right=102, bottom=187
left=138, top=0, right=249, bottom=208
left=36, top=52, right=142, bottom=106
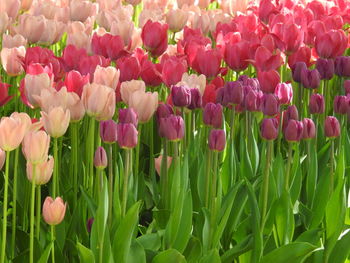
left=275, top=83, right=293, bottom=105
left=0, top=13, right=9, bottom=35
left=26, top=156, right=54, bottom=185
left=141, top=20, right=168, bottom=57
left=120, top=80, right=146, bottom=105
left=22, top=130, right=50, bottom=164
left=93, top=66, right=120, bottom=90
left=42, top=196, right=66, bottom=225
left=258, top=70, right=280, bottom=93
left=2, top=34, right=27, bottom=48
left=166, top=9, right=189, bottom=32
left=24, top=72, right=53, bottom=108
left=0, top=115, right=28, bottom=151
left=0, top=149, right=5, bottom=170
left=69, top=0, right=98, bottom=22
left=315, top=30, right=348, bottom=59
left=41, top=107, right=70, bottom=138
left=128, top=90, right=158, bottom=123
left=0, top=47, right=26, bottom=76
left=110, top=20, right=134, bottom=46
left=254, top=46, right=283, bottom=72
left=0, top=82, right=12, bottom=106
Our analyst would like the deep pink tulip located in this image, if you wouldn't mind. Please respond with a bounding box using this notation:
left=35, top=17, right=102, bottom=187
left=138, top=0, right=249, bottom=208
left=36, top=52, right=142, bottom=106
left=203, top=103, right=223, bottom=128
left=301, top=68, right=321, bottom=89
left=244, top=88, right=263, bottom=112
left=161, top=55, right=187, bottom=87
left=208, top=129, right=226, bottom=152
left=260, top=118, right=279, bottom=140
left=64, top=70, right=90, bottom=97
left=315, top=30, right=347, bottom=59
left=119, top=108, right=138, bottom=127
left=261, top=94, right=280, bottom=117
left=309, top=94, right=325, bottom=114
left=100, top=120, right=118, bottom=143
left=159, top=115, right=185, bottom=141
left=258, top=70, right=280, bottom=93
left=254, top=46, right=282, bottom=72
left=324, top=116, right=340, bottom=138
left=62, top=45, right=88, bottom=72
left=94, top=146, right=107, bottom=169
left=224, top=41, right=250, bottom=72
left=156, top=103, right=174, bottom=121
left=192, top=47, right=222, bottom=79
left=117, top=123, right=138, bottom=149
left=288, top=46, right=312, bottom=70
left=0, top=82, right=13, bottom=106
left=116, top=56, right=141, bottom=82
left=334, top=96, right=349, bottom=115
left=284, top=120, right=303, bottom=142
left=334, top=56, right=350, bottom=78
left=140, top=60, right=163, bottom=87
left=171, top=85, right=191, bottom=107
left=302, top=118, right=316, bottom=139
left=141, top=20, right=168, bottom=57
left=91, top=33, right=127, bottom=60
left=344, top=80, right=350, bottom=95
left=275, top=83, right=293, bottom=105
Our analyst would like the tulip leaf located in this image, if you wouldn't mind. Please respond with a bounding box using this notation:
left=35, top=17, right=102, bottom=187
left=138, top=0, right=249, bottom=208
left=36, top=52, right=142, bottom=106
left=152, top=249, right=187, bottom=263
left=221, top=235, right=253, bottom=263
left=127, top=240, right=146, bottom=263
left=37, top=242, right=53, bottom=263
left=77, top=242, right=95, bottom=263
left=137, top=233, right=161, bottom=251
left=328, top=229, right=350, bottom=263
left=199, top=249, right=221, bottom=263
left=306, top=140, right=318, bottom=207
left=183, top=236, right=202, bottom=263
left=274, top=191, right=294, bottom=245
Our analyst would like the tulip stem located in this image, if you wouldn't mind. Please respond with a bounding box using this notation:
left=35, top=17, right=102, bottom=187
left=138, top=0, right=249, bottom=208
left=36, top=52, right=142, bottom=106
left=122, top=149, right=131, bottom=217
left=11, top=148, right=19, bottom=259
left=51, top=225, right=55, bottom=263
left=261, top=141, right=273, bottom=229
left=135, top=125, right=142, bottom=199
left=36, top=186, right=41, bottom=239
left=285, top=143, right=293, bottom=191
left=30, top=164, right=37, bottom=263
left=89, top=118, right=96, bottom=196
left=108, top=144, right=113, bottom=226
left=230, top=108, right=236, bottom=185
left=1, top=151, right=10, bottom=263
left=53, top=138, right=58, bottom=198
left=161, top=140, right=169, bottom=209
left=204, top=150, right=212, bottom=208
left=209, top=151, right=219, bottom=249
left=330, top=139, right=335, bottom=193
left=72, top=123, right=78, bottom=208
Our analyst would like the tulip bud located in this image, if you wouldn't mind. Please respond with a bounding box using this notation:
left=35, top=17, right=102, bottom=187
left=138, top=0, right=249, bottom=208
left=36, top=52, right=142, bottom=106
left=141, top=20, right=168, bottom=57
left=22, top=130, right=50, bottom=164
left=316, top=58, right=334, bottom=80
left=244, top=88, right=262, bottom=112
left=217, top=81, right=243, bottom=107
left=292, top=62, right=307, bottom=83
left=282, top=105, right=299, bottom=131
left=258, top=70, right=280, bottom=93
left=171, top=85, right=191, bottom=107
left=301, top=68, right=321, bottom=89
left=324, top=116, right=340, bottom=138
left=119, top=108, right=138, bottom=127
left=333, top=95, right=349, bottom=114
left=26, top=156, right=54, bottom=185
left=275, top=82, right=293, bottom=105
left=94, top=146, right=107, bottom=169
left=159, top=115, right=185, bottom=141
left=100, top=120, right=118, bottom=143
left=203, top=103, right=223, bottom=128
left=42, top=196, right=66, bottom=226
left=261, top=94, right=280, bottom=116
left=208, top=129, right=226, bottom=152
left=284, top=120, right=304, bottom=142
left=344, top=80, right=350, bottom=95
left=335, top=56, right=350, bottom=77
left=260, top=118, right=279, bottom=140
left=156, top=103, right=174, bottom=120
left=309, top=93, right=325, bottom=114
left=302, top=118, right=316, bottom=139
left=0, top=149, right=5, bottom=170
left=188, top=88, right=202, bottom=110
left=117, top=123, right=138, bottom=149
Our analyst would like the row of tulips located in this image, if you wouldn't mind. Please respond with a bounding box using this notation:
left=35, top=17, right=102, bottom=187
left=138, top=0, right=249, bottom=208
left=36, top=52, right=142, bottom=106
left=0, top=0, right=350, bottom=263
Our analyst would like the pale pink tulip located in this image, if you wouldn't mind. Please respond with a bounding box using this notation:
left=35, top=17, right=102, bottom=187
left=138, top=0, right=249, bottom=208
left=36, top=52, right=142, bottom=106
left=138, top=9, right=164, bottom=27
left=10, top=112, right=32, bottom=133
left=26, top=156, right=54, bottom=185
left=24, top=73, right=53, bottom=108
left=70, top=0, right=98, bottom=22
left=21, top=0, right=34, bottom=10
left=120, top=80, right=146, bottom=105
left=93, top=66, right=120, bottom=90
left=177, top=0, right=195, bottom=8
left=41, top=107, right=70, bottom=138
left=166, top=9, right=189, bottom=32
left=0, top=115, right=27, bottom=151
left=0, top=12, right=9, bottom=35
left=0, top=0, right=20, bottom=19
left=42, top=196, right=66, bottom=225
left=129, top=90, right=158, bottom=123
left=110, top=19, right=134, bottom=46
left=22, top=130, right=50, bottom=164
left=155, top=155, right=172, bottom=175
left=177, top=73, right=206, bottom=95
left=0, top=47, right=26, bottom=76
left=34, top=87, right=71, bottom=113
left=2, top=34, right=27, bottom=48
left=15, top=14, right=46, bottom=43
left=0, top=149, right=5, bottom=170
left=66, top=93, right=85, bottom=122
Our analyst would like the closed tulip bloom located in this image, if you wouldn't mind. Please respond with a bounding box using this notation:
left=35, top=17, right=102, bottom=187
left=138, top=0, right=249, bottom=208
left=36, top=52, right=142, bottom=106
left=0, top=149, right=5, bottom=170
left=218, top=81, right=243, bottom=106
left=284, top=120, right=304, bottom=142
left=24, top=73, right=53, bottom=108
left=117, top=123, right=138, bottom=149
left=82, top=83, right=116, bottom=121
left=258, top=70, right=280, bottom=93
left=93, top=65, right=120, bottom=90
left=0, top=47, right=26, bottom=76
left=292, top=62, right=307, bottom=83
left=94, top=146, right=107, bottom=169
left=254, top=46, right=283, bottom=72
left=244, top=88, right=262, bottom=112
left=155, top=155, right=172, bottom=175
left=166, top=9, right=189, bottom=32
left=91, top=33, right=125, bottom=60
left=315, top=29, right=347, bottom=59
left=117, top=56, right=141, bottom=82
left=203, top=103, right=223, bottom=128
left=26, top=156, right=54, bottom=185
left=159, top=115, right=185, bottom=141
left=100, top=120, right=118, bottom=143
left=324, top=116, right=340, bottom=138
left=188, top=88, right=202, bottom=110
left=334, top=56, right=350, bottom=78
left=179, top=73, right=206, bottom=95
left=224, top=41, right=250, bottom=72
left=344, top=80, right=350, bottom=95
left=66, top=93, right=86, bottom=122
left=0, top=115, right=27, bottom=151
left=161, top=56, right=187, bottom=88
left=301, top=68, right=321, bottom=89
left=141, top=20, right=168, bottom=57
left=302, top=118, right=316, bottom=139
left=208, top=129, right=226, bottom=152
left=309, top=94, right=325, bottom=114
left=65, top=70, right=90, bottom=97
left=0, top=12, right=9, bottom=35
left=316, top=58, right=334, bottom=80
left=110, top=20, right=134, bottom=46
left=334, top=96, right=349, bottom=115
left=260, top=118, right=279, bottom=140
left=22, top=130, right=50, bottom=164
left=156, top=103, right=174, bottom=121
left=120, top=80, right=146, bottom=105
left=261, top=94, right=280, bottom=117
left=41, top=107, right=70, bottom=138
left=192, top=47, right=222, bottom=79
left=275, top=83, right=293, bottom=105
left=171, top=85, right=191, bottom=107
left=119, top=108, right=138, bottom=127
left=128, top=90, right=158, bottom=123
left=42, top=196, right=66, bottom=226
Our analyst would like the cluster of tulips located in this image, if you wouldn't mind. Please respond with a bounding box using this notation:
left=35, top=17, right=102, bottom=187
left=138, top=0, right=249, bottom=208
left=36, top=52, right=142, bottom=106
left=0, top=0, right=350, bottom=262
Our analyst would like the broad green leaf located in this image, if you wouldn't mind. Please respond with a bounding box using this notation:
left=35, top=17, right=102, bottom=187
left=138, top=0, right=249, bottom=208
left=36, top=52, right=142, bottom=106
left=127, top=240, right=146, bottom=263
left=329, top=230, right=350, bottom=263
left=260, top=242, right=316, bottom=263
left=37, top=242, right=52, bottom=263
left=221, top=235, right=253, bottom=263
left=295, top=229, right=322, bottom=247
left=274, top=191, right=294, bottom=245
left=152, top=249, right=187, bottom=263
left=137, top=233, right=161, bottom=251
left=306, top=140, right=318, bottom=207
left=199, top=249, right=221, bottom=263
left=77, top=242, right=95, bottom=263
left=183, top=237, right=202, bottom=263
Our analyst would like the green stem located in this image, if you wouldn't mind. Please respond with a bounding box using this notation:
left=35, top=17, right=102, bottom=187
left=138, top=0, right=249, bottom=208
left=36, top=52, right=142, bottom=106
left=204, top=150, right=212, bottom=208
left=261, top=141, right=273, bottom=229
left=161, top=140, right=169, bottom=209
left=1, top=151, right=10, bottom=263
left=89, top=118, right=96, bottom=195
left=36, top=186, right=41, bottom=239
left=330, top=139, right=335, bottom=193
left=108, top=144, right=114, bottom=226
left=53, top=138, right=58, bottom=198
left=30, top=164, right=37, bottom=263
left=285, top=143, right=293, bottom=191
left=51, top=225, right=55, bottom=263
left=209, top=151, right=219, bottom=249
left=135, top=125, right=142, bottom=199
left=72, top=123, right=78, bottom=208
left=122, top=150, right=131, bottom=217
left=11, top=148, right=19, bottom=259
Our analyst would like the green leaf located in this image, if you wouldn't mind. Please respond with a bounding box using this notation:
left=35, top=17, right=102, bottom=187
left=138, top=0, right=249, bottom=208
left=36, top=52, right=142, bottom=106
left=113, top=201, right=141, bottom=263
left=77, top=242, right=95, bottom=263
left=137, top=233, right=161, bottom=251
left=274, top=191, right=294, bottom=245
left=80, top=186, right=97, bottom=218
left=127, top=240, right=146, bottom=263
left=295, top=229, right=323, bottom=247
left=152, top=249, right=187, bottom=263
left=260, top=242, right=316, bottom=263
left=37, top=242, right=53, bottom=263
left=183, top=237, right=202, bottom=263
left=329, top=229, right=350, bottom=263
left=306, top=140, right=318, bottom=207
left=199, top=249, right=221, bottom=263
left=221, top=235, right=253, bottom=263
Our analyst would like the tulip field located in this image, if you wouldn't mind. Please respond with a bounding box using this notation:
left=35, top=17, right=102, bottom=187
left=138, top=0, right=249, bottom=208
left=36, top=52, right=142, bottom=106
left=1, top=0, right=350, bottom=262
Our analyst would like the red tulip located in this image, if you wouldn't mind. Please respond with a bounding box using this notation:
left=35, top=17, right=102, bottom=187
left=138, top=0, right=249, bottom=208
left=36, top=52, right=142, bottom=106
left=116, top=56, right=141, bottom=82
left=141, top=20, right=168, bottom=57
left=254, top=46, right=283, bottom=72
left=315, top=30, right=348, bottom=59
left=78, top=55, right=110, bottom=80
left=91, top=33, right=127, bottom=60
left=192, top=47, right=222, bottom=79
left=224, top=41, right=250, bottom=72
left=62, top=44, right=88, bottom=72
left=288, top=46, right=312, bottom=69
left=140, top=60, right=163, bottom=87
left=258, top=70, right=280, bottom=93
left=64, top=70, right=90, bottom=97
left=161, top=55, right=187, bottom=87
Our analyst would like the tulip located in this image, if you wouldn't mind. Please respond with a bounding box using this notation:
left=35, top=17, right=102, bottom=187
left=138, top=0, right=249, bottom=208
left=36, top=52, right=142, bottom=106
left=316, top=58, right=335, bottom=80
left=218, top=81, right=243, bottom=107
left=64, top=71, right=90, bottom=97
left=42, top=196, right=66, bottom=225
left=166, top=9, right=189, bottom=32
left=110, top=20, right=134, bottom=46
left=119, top=108, right=138, bottom=128
left=0, top=116, right=27, bottom=151
left=41, top=107, right=70, bottom=138
left=344, top=80, right=350, bottom=95
left=0, top=12, right=9, bottom=35
left=161, top=56, right=187, bottom=87
left=192, top=47, right=222, bottom=79
left=0, top=47, right=26, bottom=76
left=208, top=129, right=226, bottom=152
left=93, top=66, right=120, bottom=90
left=324, top=116, right=340, bottom=138
left=302, top=118, right=316, bottom=139
left=171, top=85, right=191, bottom=107
left=22, top=130, right=50, bottom=164
left=0, top=149, right=5, bottom=170
left=244, top=88, right=263, bottom=112
left=140, top=60, right=163, bottom=87
left=203, top=103, right=223, bottom=128
left=117, top=123, right=138, bottom=149
left=141, top=20, right=168, bottom=57
left=315, top=29, right=347, bottom=59
left=82, top=83, right=116, bottom=121
left=275, top=83, right=293, bottom=105
left=254, top=46, right=283, bottom=72
left=156, top=104, right=174, bottom=121
left=334, top=56, right=350, bottom=78
left=2, top=33, right=27, bottom=48
left=66, top=93, right=86, bottom=122
left=120, top=80, right=146, bottom=105
left=62, top=45, right=88, bottom=72
left=258, top=70, right=280, bottom=93
left=224, top=41, right=250, bottom=72
left=24, top=73, right=53, bottom=108
left=288, top=46, right=312, bottom=70
left=333, top=96, right=349, bottom=115
left=0, top=82, right=12, bottom=106
left=188, top=88, right=202, bottom=110
left=301, top=68, right=321, bottom=89
left=260, top=118, right=279, bottom=140
left=292, top=62, right=307, bottom=83
left=26, top=156, right=54, bottom=185
left=100, top=120, right=118, bottom=143
left=284, top=120, right=304, bottom=142
left=309, top=94, right=325, bottom=114
left=116, top=56, right=141, bottom=82
left=128, top=90, right=158, bottom=123
left=155, top=155, right=172, bottom=175
left=159, top=115, right=185, bottom=141
left=179, top=73, right=206, bottom=95
left=94, top=147, right=107, bottom=169
left=91, top=33, right=126, bottom=60
left=261, top=94, right=280, bottom=117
